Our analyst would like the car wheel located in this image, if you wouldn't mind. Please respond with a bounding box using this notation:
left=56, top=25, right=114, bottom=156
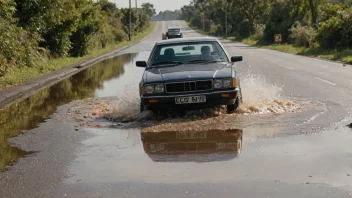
left=140, top=100, right=145, bottom=113
left=140, top=100, right=151, bottom=113
left=227, top=98, right=239, bottom=113
left=227, top=89, right=242, bottom=113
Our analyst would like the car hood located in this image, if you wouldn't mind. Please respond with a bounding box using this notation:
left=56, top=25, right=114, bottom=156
left=143, top=62, right=233, bottom=83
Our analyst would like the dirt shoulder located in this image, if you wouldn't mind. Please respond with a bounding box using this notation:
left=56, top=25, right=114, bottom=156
left=0, top=23, right=157, bottom=109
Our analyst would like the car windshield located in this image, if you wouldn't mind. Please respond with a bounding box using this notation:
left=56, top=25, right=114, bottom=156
left=150, top=41, right=228, bottom=67
left=168, top=28, right=180, bottom=33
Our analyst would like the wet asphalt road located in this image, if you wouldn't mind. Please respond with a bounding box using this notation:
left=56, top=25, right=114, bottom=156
left=0, top=21, right=352, bottom=198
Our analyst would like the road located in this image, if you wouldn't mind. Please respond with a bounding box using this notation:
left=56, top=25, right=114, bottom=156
left=0, top=20, right=351, bottom=198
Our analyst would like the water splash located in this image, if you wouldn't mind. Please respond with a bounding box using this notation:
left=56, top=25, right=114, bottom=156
left=96, top=72, right=301, bottom=123
left=236, top=73, right=300, bottom=114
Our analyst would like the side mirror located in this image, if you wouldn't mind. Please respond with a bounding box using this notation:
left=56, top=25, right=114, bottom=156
left=231, top=56, right=243, bottom=62
left=136, top=61, right=147, bottom=67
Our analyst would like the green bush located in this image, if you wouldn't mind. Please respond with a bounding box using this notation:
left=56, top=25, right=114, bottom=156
left=0, top=18, right=42, bottom=76
left=0, top=0, right=153, bottom=78
left=112, top=29, right=128, bottom=42
left=290, top=23, right=317, bottom=47
left=317, top=6, right=352, bottom=49
left=250, top=24, right=265, bottom=41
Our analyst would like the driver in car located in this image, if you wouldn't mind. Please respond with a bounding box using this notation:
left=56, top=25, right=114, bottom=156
left=200, top=46, right=218, bottom=61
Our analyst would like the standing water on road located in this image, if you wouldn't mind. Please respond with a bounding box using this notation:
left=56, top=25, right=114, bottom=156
left=0, top=53, right=144, bottom=171
left=0, top=50, right=325, bottom=172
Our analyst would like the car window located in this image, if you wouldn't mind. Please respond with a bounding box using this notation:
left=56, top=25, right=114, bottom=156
left=160, top=44, right=213, bottom=56
left=168, top=29, right=180, bottom=33
left=151, top=41, right=228, bottom=66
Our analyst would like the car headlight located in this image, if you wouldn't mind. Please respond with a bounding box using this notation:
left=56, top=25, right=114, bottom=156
left=144, top=84, right=164, bottom=94
left=223, top=79, right=232, bottom=88
left=154, top=84, right=164, bottom=93
left=213, top=78, right=237, bottom=89
left=145, top=85, right=154, bottom=94
left=213, top=80, right=223, bottom=89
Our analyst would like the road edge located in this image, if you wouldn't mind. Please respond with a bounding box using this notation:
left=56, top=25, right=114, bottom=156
left=0, top=22, right=158, bottom=109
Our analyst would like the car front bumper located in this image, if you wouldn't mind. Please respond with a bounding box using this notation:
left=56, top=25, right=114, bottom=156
left=141, top=89, right=239, bottom=110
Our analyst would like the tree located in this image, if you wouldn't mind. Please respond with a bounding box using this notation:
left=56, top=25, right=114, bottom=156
left=141, top=2, right=156, bottom=18
left=305, top=0, right=327, bottom=26
left=14, top=0, right=92, bottom=56
left=232, top=0, right=270, bottom=35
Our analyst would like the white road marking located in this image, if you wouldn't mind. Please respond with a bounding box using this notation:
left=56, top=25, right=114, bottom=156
left=315, top=77, right=337, bottom=86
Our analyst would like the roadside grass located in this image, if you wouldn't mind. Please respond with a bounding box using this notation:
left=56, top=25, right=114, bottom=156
left=0, top=22, right=156, bottom=89
left=189, top=24, right=352, bottom=65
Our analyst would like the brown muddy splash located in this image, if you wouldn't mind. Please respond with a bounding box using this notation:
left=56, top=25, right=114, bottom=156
left=59, top=73, right=316, bottom=133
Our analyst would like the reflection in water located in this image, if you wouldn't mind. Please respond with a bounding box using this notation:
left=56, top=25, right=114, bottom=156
left=0, top=53, right=136, bottom=171
left=141, top=129, right=243, bottom=163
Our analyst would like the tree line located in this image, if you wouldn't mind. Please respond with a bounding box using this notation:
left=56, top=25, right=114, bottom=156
left=181, top=0, right=352, bottom=49
left=151, top=10, right=182, bottom=21
left=0, top=0, right=156, bottom=77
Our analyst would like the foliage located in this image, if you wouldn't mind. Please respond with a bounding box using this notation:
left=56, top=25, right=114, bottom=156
left=0, top=22, right=155, bottom=87
left=142, top=3, right=156, bottom=18
left=0, top=0, right=153, bottom=77
left=181, top=0, right=352, bottom=52
left=317, top=5, right=352, bottom=49
left=152, top=10, right=182, bottom=21
left=69, top=3, right=102, bottom=57
left=290, top=23, right=317, bottom=47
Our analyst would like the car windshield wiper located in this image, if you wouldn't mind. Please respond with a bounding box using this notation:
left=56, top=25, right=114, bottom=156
left=150, top=61, right=184, bottom=66
left=187, top=60, right=225, bottom=64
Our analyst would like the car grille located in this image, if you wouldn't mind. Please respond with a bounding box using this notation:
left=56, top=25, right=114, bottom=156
left=165, top=80, right=212, bottom=93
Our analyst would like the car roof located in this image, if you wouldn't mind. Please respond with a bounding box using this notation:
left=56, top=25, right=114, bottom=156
left=156, top=37, right=219, bottom=45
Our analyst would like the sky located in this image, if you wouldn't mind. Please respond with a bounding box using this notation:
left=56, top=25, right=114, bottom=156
left=110, top=0, right=191, bottom=12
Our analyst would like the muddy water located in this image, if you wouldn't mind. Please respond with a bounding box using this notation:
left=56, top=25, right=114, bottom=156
left=0, top=50, right=328, bottom=171
left=64, top=126, right=352, bottom=193
left=141, top=129, right=243, bottom=163
left=0, top=53, right=140, bottom=171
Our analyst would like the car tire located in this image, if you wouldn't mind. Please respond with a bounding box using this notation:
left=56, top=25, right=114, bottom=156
left=227, top=88, right=243, bottom=113
left=140, top=100, right=145, bottom=113
left=140, top=100, right=151, bottom=113
left=227, top=98, right=239, bottom=113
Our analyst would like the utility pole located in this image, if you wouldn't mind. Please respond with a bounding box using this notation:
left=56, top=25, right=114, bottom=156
left=129, top=0, right=132, bottom=41
left=225, top=0, right=228, bottom=38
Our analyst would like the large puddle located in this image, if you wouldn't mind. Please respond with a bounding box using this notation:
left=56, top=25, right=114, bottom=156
left=0, top=51, right=327, bottom=171
left=0, top=53, right=141, bottom=171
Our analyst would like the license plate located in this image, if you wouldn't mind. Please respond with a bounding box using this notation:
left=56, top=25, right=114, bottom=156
left=175, top=95, right=206, bottom=104
left=176, top=131, right=207, bottom=139
left=149, top=143, right=165, bottom=152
